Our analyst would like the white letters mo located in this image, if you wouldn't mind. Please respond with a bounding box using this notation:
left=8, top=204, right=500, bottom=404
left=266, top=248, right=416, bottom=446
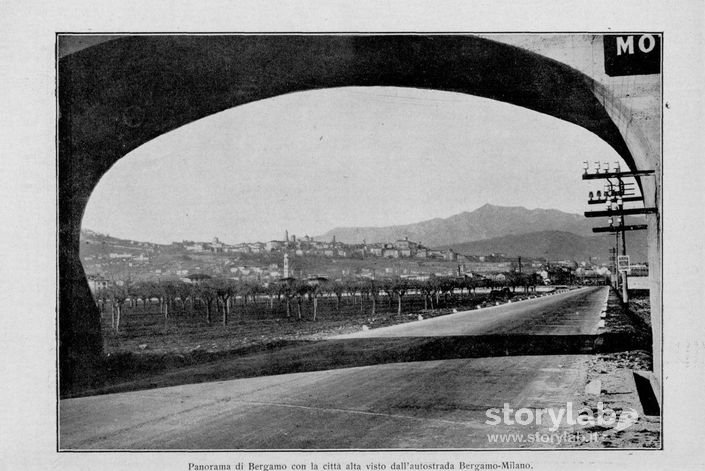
left=616, top=35, right=656, bottom=56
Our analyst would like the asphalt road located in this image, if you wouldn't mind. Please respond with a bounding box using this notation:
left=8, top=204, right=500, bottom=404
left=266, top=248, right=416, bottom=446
left=60, top=287, right=609, bottom=449
left=61, top=354, right=591, bottom=449
left=335, top=286, right=607, bottom=338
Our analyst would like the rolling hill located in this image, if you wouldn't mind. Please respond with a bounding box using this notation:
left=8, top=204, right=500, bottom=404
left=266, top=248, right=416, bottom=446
left=437, top=230, right=648, bottom=263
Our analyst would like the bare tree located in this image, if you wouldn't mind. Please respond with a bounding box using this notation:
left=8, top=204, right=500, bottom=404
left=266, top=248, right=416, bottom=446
left=265, top=283, right=278, bottom=310
left=392, top=277, right=410, bottom=315
left=195, top=282, right=217, bottom=324
left=175, top=282, right=194, bottom=313
left=344, top=278, right=361, bottom=308
left=363, top=278, right=379, bottom=316
left=309, top=282, right=325, bottom=321
left=328, top=280, right=345, bottom=311
left=438, top=277, right=458, bottom=305
left=462, top=276, right=477, bottom=298
left=277, top=281, right=295, bottom=318
left=294, top=281, right=310, bottom=320
left=211, top=278, right=236, bottom=326
left=380, top=279, right=394, bottom=309
left=158, top=281, right=180, bottom=332
left=108, top=283, right=129, bottom=333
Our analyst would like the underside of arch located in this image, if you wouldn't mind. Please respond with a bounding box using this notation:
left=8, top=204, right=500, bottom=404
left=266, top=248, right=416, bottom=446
left=58, top=34, right=639, bottom=394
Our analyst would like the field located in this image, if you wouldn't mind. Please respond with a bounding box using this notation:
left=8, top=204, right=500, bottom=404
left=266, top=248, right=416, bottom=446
left=63, top=288, right=548, bottom=397
left=64, top=284, right=653, bottom=403
left=100, top=288, right=530, bottom=355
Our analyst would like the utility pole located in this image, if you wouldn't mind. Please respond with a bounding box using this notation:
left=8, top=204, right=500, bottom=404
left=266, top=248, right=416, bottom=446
left=583, top=160, right=656, bottom=303
left=609, top=247, right=618, bottom=290
left=614, top=230, right=620, bottom=291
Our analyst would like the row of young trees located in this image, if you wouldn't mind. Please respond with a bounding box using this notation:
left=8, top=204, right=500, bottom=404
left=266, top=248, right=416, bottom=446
left=93, top=272, right=545, bottom=333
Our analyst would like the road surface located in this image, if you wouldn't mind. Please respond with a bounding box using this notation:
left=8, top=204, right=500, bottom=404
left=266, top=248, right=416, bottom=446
left=61, top=287, right=610, bottom=449
left=335, top=286, right=607, bottom=338
left=61, top=355, right=593, bottom=449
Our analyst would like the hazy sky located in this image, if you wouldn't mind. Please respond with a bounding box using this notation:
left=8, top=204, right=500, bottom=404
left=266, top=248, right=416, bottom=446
left=82, top=86, right=627, bottom=244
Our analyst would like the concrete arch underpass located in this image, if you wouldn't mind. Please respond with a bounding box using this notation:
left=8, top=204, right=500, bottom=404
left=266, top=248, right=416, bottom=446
left=58, top=34, right=661, bottom=394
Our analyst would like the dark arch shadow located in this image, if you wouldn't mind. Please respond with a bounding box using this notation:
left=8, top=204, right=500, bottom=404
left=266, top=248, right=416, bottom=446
left=59, top=34, right=636, bottom=394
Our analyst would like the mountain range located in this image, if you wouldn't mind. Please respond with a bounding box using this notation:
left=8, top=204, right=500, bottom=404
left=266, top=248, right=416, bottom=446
left=437, top=230, right=647, bottom=262
left=317, top=204, right=596, bottom=246
left=316, top=204, right=647, bottom=262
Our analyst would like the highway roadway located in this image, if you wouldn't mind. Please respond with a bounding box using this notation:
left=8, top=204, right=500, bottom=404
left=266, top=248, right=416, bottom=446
left=334, top=286, right=607, bottom=338
left=60, top=287, right=609, bottom=449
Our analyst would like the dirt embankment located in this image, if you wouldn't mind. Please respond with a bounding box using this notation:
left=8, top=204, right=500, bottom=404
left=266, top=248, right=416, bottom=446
left=569, top=288, right=659, bottom=449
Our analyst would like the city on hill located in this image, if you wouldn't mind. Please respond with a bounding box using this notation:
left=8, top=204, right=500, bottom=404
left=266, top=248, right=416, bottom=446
left=80, top=205, right=648, bottom=289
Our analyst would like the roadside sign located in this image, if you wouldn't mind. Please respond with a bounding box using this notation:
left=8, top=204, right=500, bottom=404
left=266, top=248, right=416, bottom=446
left=617, top=255, right=631, bottom=272
left=604, top=34, right=661, bottom=76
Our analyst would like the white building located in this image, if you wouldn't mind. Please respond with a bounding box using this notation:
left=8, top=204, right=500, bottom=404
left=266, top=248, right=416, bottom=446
left=185, top=243, right=206, bottom=252
left=108, top=252, right=133, bottom=259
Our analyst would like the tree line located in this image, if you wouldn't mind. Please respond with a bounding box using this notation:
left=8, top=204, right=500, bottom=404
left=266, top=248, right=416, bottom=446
left=92, top=273, right=545, bottom=333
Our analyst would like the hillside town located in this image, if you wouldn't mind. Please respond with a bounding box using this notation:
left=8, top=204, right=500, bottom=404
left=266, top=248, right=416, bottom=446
left=80, top=228, right=618, bottom=292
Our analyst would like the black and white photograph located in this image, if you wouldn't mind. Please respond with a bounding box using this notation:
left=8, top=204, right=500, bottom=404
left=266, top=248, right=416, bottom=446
left=57, top=33, right=662, bottom=450
left=2, top=1, right=705, bottom=470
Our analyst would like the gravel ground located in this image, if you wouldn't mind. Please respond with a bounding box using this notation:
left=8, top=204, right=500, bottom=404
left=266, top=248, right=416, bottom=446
left=569, top=288, right=660, bottom=448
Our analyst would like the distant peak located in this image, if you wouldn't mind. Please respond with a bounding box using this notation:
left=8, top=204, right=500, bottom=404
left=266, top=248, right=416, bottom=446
left=475, top=203, right=520, bottom=211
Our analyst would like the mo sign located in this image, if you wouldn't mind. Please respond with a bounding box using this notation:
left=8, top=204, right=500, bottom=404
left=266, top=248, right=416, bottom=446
left=604, top=34, right=661, bottom=76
